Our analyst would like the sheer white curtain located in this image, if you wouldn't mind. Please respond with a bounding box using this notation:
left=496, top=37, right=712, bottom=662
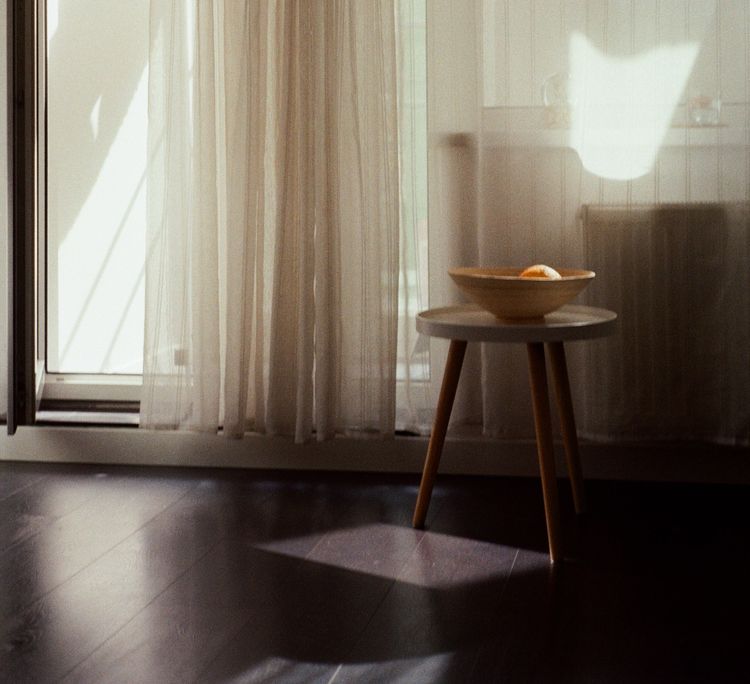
left=422, top=0, right=750, bottom=445
left=141, top=1, right=401, bottom=441
left=142, top=0, right=750, bottom=447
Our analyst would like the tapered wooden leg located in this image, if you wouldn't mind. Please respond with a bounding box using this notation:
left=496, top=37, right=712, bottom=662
left=547, top=341, right=586, bottom=514
left=526, top=342, right=563, bottom=564
left=413, top=339, right=467, bottom=529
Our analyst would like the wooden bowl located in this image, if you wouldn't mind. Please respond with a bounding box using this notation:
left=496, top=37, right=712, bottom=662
left=449, top=267, right=595, bottom=321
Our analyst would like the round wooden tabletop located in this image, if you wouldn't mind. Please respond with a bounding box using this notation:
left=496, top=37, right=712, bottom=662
left=416, top=304, right=617, bottom=343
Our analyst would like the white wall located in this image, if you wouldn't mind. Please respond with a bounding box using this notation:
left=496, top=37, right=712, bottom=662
left=427, top=0, right=750, bottom=441
left=481, top=0, right=749, bottom=214
left=2, top=426, right=750, bottom=485
left=484, top=0, right=742, bottom=110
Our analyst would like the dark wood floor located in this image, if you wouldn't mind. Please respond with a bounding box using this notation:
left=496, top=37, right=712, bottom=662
left=0, top=460, right=748, bottom=683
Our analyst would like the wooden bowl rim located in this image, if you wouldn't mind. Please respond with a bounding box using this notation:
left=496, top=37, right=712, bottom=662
left=449, top=266, right=595, bottom=281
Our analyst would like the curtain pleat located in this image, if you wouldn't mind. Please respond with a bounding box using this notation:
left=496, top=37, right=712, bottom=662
left=142, top=1, right=400, bottom=442
left=142, top=0, right=196, bottom=429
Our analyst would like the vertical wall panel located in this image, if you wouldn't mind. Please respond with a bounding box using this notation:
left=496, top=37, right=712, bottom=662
left=687, top=0, right=719, bottom=97
left=562, top=0, right=587, bottom=56
left=507, top=0, right=533, bottom=105
left=719, top=0, right=746, bottom=102
left=658, top=0, right=688, bottom=45
left=533, top=0, right=564, bottom=107
left=633, top=0, right=657, bottom=52
left=473, top=0, right=746, bottom=440
left=604, top=0, right=633, bottom=56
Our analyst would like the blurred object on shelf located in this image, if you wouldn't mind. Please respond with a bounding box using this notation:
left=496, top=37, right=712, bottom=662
left=542, top=72, right=573, bottom=128
left=688, top=94, right=721, bottom=127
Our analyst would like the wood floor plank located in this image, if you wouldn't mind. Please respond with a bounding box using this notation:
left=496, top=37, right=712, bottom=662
left=424, top=475, right=554, bottom=553
left=195, top=478, right=431, bottom=683
left=0, top=463, right=48, bottom=502
left=466, top=548, right=558, bottom=683
left=0, top=481, right=235, bottom=683
left=193, top=545, right=394, bottom=684
left=0, top=475, right=192, bottom=625
left=63, top=539, right=397, bottom=684
left=0, top=470, right=129, bottom=554
left=331, top=653, right=477, bottom=684
left=331, top=529, right=518, bottom=681
left=305, top=522, right=423, bottom=580
left=1, top=463, right=749, bottom=683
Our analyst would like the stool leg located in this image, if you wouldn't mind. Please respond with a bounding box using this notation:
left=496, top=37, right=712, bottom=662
left=413, top=339, right=467, bottom=529
left=526, top=342, right=563, bottom=564
left=547, top=341, right=586, bottom=514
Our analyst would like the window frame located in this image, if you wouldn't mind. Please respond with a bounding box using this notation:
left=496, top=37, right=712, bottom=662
left=40, top=1, right=146, bottom=410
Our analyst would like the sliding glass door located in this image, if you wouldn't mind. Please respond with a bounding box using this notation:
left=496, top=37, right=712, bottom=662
left=45, top=0, right=148, bottom=384
left=6, top=1, right=149, bottom=431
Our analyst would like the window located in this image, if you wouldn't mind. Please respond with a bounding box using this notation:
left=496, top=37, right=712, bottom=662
left=43, top=0, right=149, bottom=402
left=47, top=0, right=149, bottom=375
left=8, top=0, right=429, bottom=420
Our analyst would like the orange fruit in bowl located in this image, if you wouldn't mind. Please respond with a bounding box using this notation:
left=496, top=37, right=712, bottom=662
left=519, top=264, right=562, bottom=279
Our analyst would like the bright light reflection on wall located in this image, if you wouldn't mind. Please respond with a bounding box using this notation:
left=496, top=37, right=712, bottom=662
left=568, top=32, right=699, bottom=181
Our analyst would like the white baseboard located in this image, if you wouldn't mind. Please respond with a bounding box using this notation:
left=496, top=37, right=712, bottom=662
left=1, top=426, right=749, bottom=485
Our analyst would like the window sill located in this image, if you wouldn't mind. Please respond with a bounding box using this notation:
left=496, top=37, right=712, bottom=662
left=42, top=373, right=142, bottom=402
left=35, top=410, right=139, bottom=427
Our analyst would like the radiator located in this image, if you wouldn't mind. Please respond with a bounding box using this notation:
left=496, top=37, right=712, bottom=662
left=580, top=203, right=750, bottom=444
